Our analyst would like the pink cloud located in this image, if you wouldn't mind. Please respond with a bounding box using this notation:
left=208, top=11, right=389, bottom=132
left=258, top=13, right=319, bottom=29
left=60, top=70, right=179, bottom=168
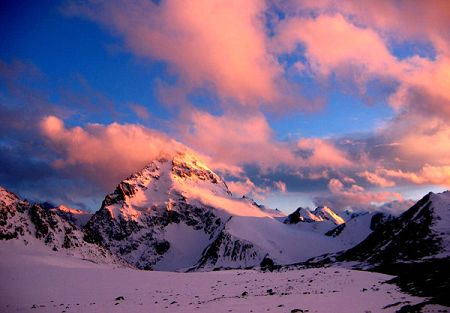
left=40, top=115, right=186, bottom=188
left=358, top=170, right=395, bottom=188
left=179, top=110, right=354, bottom=174
left=285, top=0, right=450, bottom=54
left=227, top=178, right=270, bottom=199
left=297, top=138, right=352, bottom=168
left=274, top=180, right=287, bottom=193
left=275, top=12, right=450, bottom=116
left=179, top=110, right=297, bottom=169
left=380, top=165, right=450, bottom=188
left=276, top=14, right=399, bottom=79
left=318, top=178, right=403, bottom=209
left=129, top=103, right=150, bottom=120
left=68, top=0, right=282, bottom=106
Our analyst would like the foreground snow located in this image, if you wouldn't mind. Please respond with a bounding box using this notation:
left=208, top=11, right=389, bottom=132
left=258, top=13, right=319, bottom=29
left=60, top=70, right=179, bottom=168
left=0, top=242, right=434, bottom=313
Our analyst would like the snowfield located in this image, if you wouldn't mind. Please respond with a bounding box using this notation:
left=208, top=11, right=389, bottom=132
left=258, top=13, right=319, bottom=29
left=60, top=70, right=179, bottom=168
left=0, top=241, right=433, bottom=313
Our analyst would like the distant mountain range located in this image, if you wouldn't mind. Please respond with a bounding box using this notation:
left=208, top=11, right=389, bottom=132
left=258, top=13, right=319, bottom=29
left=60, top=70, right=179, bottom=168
left=1, top=152, right=449, bottom=278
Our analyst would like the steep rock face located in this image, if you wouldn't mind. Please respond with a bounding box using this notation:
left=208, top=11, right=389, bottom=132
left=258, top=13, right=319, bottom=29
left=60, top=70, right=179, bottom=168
left=0, top=187, right=31, bottom=240
left=84, top=153, right=274, bottom=271
left=336, top=191, right=450, bottom=265
left=191, top=222, right=265, bottom=271
left=0, top=187, right=122, bottom=265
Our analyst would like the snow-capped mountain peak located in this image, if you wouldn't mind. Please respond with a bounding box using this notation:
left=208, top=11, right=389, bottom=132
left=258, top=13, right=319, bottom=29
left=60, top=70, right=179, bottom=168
left=84, top=152, right=283, bottom=270
left=285, top=207, right=323, bottom=224
left=313, top=206, right=345, bottom=225
left=285, top=206, right=345, bottom=226
left=100, top=152, right=276, bottom=222
left=0, top=187, right=23, bottom=207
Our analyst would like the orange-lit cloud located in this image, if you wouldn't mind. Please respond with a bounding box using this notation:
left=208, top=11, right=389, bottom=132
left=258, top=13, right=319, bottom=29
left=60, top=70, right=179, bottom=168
left=40, top=115, right=186, bottom=188
left=227, top=178, right=270, bottom=199
left=275, top=12, right=450, bottom=116
left=35, top=1, right=450, bottom=211
left=358, top=171, right=395, bottom=188
left=378, top=165, right=450, bottom=188
left=274, top=181, right=287, bottom=193
left=129, top=103, right=151, bottom=120
left=179, top=110, right=297, bottom=169
left=297, top=138, right=351, bottom=168
left=315, top=178, right=403, bottom=209
left=179, top=110, right=354, bottom=174
left=67, top=0, right=282, bottom=106
left=276, top=14, right=398, bottom=79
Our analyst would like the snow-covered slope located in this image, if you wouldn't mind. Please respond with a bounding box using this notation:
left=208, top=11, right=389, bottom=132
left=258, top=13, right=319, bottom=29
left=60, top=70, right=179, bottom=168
left=1, top=240, right=434, bottom=313
left=0, top=187, right=122, bottom=265
left=324, top=212, right=391, bottom=248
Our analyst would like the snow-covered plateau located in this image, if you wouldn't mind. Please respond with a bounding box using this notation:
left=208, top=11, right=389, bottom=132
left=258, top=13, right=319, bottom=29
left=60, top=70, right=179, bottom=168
left=1, top=240, right=444, bottom=313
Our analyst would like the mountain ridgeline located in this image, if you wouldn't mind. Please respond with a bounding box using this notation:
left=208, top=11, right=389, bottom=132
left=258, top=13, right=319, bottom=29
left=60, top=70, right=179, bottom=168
left=1, top=152, right=449, bottom=276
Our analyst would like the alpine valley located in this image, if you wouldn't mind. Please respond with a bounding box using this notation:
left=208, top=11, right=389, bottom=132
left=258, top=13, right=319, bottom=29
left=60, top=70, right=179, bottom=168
left=1, top=152, right=449, bottom=312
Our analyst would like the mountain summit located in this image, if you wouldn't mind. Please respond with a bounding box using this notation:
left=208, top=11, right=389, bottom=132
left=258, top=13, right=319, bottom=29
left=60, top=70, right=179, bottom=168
left=284, top=206, right=345, bottom=226
left=83, top=153, right=355, bottom=271
left=84, top=153, right=285, bottom=270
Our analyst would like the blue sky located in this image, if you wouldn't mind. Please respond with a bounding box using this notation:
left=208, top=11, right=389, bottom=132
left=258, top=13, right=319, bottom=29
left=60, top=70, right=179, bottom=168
left=1, top=0, right=449, bottom=212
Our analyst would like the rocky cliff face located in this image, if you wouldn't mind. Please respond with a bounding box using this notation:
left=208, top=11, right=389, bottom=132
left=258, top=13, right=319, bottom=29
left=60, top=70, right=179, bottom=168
left=0, top=187, right=122, bottom=265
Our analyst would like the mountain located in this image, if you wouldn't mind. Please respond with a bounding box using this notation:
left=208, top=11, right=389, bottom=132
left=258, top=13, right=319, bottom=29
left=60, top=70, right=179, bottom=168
left=83, top=152, right=360, bottom=271
left=4, top=152, right=423, bottom=273
left=333, top=191, right=450, bottom=266
left=0, top=187, right=122, bottom=265
left=285, top=206, right=346, bottom=225
left=83, top=152, right=265, bottom=270
left=305, top=190, right=450, bottom=307
left=50, top=205, right=93, bottom=227
left=313, top=206, right=346, bottom=225
left=284, top=207, right=324, bottom=224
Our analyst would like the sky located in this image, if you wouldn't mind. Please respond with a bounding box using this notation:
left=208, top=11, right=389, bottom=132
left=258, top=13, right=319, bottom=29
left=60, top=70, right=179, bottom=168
left=1, top=0, right=449, bottom=213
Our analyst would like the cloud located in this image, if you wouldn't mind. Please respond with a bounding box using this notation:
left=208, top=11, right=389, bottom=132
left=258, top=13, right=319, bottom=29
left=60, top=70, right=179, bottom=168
left=275, top=12, right=450, bottom=118
left=274, top=180, right=287, bottom=193
left=178, top=109, right=356, bottom=176
left=179, top=110, right=297, bottom=169
left=297, top=138, right=352, bottom=168
left=282, top=0, right=450, bottom=54
left=314, top=178, right=403, bottom=210
left=358, top=170, right=395, bottom=188
left=275, top=14, right=399, bottom=79
left=227, top=178, right=270, bottom=199
left=379, top=165, right=450, bottom=188
left=129, top=103, right=150, bottom=120
left=66, top=0, right=282, bottom=106
left=40, top=115, right=186, bottom=188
